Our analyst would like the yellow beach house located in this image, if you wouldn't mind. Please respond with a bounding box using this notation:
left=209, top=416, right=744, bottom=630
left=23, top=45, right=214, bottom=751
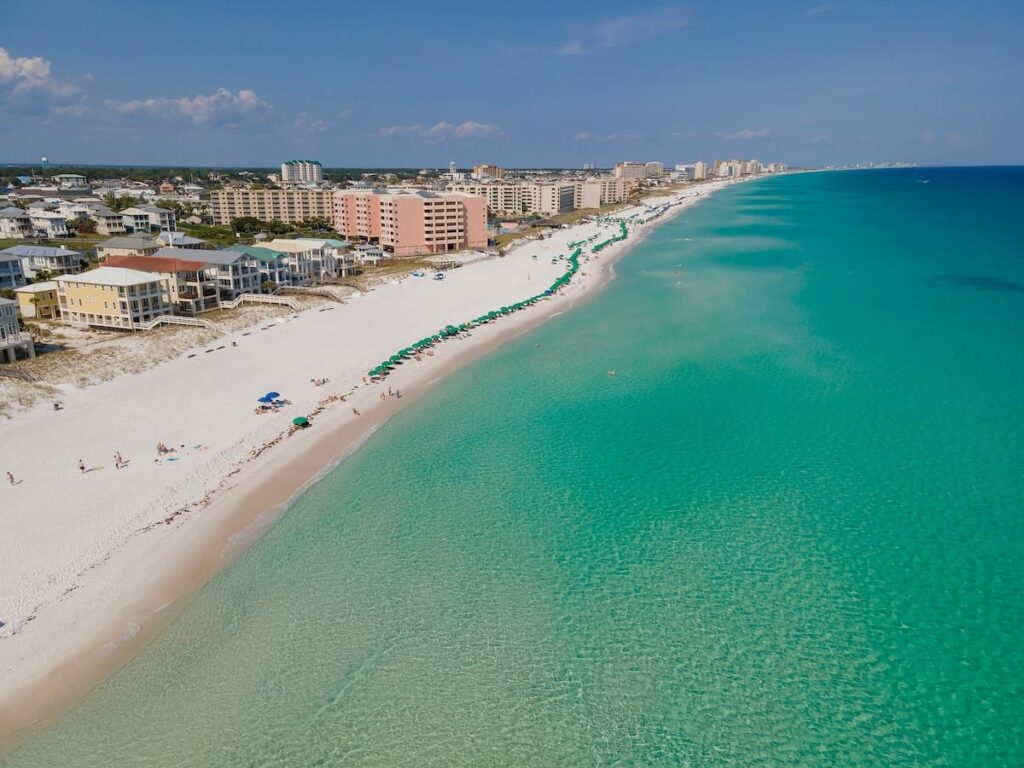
left=57, top=267, right=172, bottom=330
left=14, top=281, right=61, bottom=320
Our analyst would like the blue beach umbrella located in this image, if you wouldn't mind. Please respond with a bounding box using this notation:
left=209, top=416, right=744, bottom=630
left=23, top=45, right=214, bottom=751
left=258, top=395, right=274, bottom=403
left=265, top=391, right=281, bottom=398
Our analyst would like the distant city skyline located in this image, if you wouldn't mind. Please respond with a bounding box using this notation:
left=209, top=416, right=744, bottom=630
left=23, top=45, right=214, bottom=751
left=1, top=0, right=1021, bottom=168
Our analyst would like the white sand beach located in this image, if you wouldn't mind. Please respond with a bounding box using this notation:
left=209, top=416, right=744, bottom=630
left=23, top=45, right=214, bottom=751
left=0, top=179, right=740, bottom=742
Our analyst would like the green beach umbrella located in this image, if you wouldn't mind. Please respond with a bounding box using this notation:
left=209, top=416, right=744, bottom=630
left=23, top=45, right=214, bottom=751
left=292, top=416, right=309, bottom=427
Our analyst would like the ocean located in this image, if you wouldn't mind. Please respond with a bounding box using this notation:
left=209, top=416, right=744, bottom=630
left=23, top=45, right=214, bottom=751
left=6, top=168, right=1023, bottom=766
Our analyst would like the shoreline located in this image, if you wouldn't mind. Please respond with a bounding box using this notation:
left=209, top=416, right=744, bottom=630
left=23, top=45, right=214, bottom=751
left=0, top=178, right=746, bottom=752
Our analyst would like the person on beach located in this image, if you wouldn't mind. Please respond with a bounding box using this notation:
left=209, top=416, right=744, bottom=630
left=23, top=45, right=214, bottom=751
left=352, top=408, right=360, bottom=416
left=114, top=451, right=124, bottom=469
left=77, top=459, right=85, bottom=474
left=6, top=471, right=14, bottom=486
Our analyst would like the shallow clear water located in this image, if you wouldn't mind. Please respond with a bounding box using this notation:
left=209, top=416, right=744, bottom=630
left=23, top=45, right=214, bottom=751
left=7, top=168, right=1023, bottom=766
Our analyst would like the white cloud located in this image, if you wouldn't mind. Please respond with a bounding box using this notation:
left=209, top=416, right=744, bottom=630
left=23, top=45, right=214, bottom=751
left=0, top=47, right=80, bottom=99
left=572, top=131, right=641, bottom=142
left=104, top=87, right=272, bottom=126
left=559, top=6, right=687, bottom=55
left=294, top=112, right=330, bottom=135
left=805, top=3, right=847, bottom=16
left=379, top=120, right=499, bottom=140
left=724, top=128, right=771, bottom=141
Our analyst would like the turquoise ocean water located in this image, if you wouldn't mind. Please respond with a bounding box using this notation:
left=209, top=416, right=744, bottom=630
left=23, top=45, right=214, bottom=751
left=6, top=168, right=1023, bottom=766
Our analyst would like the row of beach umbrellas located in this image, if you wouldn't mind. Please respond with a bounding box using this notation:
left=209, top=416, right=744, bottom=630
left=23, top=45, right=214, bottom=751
left=368, top=246, right=595, bottom=380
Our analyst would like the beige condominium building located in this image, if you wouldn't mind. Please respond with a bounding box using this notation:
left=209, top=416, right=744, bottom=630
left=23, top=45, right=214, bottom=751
left=447, top=177, right=626, bottom=215
left=57, top=267, right=172, bottom=330
left=208, top=188, right=333, bottom=226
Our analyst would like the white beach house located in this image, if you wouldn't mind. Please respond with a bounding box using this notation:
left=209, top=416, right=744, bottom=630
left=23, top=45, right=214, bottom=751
left=0, top=246, right=83, bottom=279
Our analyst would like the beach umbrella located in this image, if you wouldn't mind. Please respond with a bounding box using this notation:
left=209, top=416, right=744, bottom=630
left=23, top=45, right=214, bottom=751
left=389, top=355, right=402, bottom=363
left=258, top=395, right=274, bottom=403
left=265, top=391, right=280, bottom=398
left=292, top=416, right=309, bottom=427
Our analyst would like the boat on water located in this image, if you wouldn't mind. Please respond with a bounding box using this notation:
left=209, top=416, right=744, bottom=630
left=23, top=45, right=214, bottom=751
left=412, top=270, right=425, bottom=277
left=433, top=272, right=445, bottom=281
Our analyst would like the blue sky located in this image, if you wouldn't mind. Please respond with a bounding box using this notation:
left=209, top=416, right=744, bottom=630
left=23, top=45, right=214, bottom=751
left=1, top=0, right=1021, bottom=167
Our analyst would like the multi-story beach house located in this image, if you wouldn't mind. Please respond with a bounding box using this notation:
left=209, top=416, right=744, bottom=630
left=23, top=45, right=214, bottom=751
left=0, top=207, right=33, bottom=239
left=0, top=297, right=35, bottom=363
left=258, top=240, right=320, bottom=284
left=153, top=247, right=261, bottom=299
left=353, top=243, right=385, bottom=265
left=120, top=207, right=155, bottom=235
left=140, top=204, right=177, bottom=232
left=225, top=245, right=290, bottom=288
left=14, top=281, right=61, bottom=320
left=57, top=199, right=97, bottom=221
left=0, top=246, right=84, bottom=279
left=28, top=210, right=69, bottom=238
left=89, top=207, right=128, bottom=236
left=57, top=267, right=172, bottom=330
left=293, top=238, right=355, bottom=277
left=54, top=173, right=88, bottom=190
left=105, top=254, right=220, bottom=315
left=121, top=205, right=177, bottom=234
left=95, top=237, right=162, bottom=261
left=0, top=252, right=27, bottom=290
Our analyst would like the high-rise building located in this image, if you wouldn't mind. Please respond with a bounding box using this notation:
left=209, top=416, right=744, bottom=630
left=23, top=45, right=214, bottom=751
left=280, top=160, right=323, bottom=184
left=583, top=163, right=595, bottom=171
left=471, top=164, right=504, bottom=180
left=613, top=162, right=649, bottom=180
left=334, top=190, right=487, bottom=256
left=645, top=161, right=665, bottom=179
left=209, top=188, right=334, bottom=225
left=693, top=161, right=708, bottom=180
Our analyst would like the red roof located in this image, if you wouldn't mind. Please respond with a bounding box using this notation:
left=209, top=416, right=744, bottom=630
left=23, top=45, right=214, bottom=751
left=104, top=255, right=211, bottom=273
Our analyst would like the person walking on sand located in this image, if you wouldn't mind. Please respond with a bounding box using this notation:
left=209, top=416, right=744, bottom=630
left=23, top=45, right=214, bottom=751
left=77, top=459, right=85, bottom=474
left=114, top=451, right=124, bottom=469
left=6, top=472, right=14, bottom=486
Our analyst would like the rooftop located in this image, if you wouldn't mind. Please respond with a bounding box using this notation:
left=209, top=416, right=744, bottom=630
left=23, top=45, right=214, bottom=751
left=14, top=281, right=59, bottom=294
left=58, top=266, right=165, bottom=287
left=105, top=255, right=211, bottom=273
left=96, top=237, right=161, bottom=250
left=225, top=245, right=286, bottom=262
left=154, top=246, right=242, bottom=265
left=1, top=245, right=80, bottom=258
left=155, top=231, right=206, bottom=246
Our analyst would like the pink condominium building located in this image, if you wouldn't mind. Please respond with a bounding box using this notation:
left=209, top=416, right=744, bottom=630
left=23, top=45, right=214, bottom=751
left=332, top=190, right=487, bottom=257
left=210, top=188, right=487, bottom=257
